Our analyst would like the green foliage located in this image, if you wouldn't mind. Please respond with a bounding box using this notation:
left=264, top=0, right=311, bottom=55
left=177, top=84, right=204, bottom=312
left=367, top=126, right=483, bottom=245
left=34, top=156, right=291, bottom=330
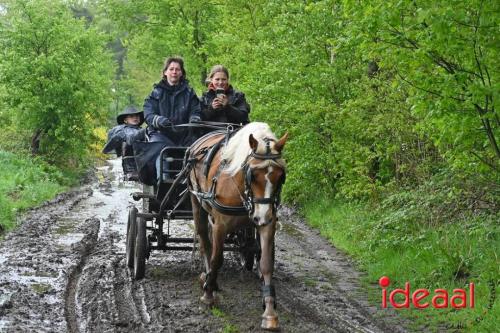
left=304, top=192, right=499, bottom=332
left=101, top=0, right=498, bottom=202
left=343, top=0, right=500, bottom=170
left=0, top=0, right=114, bottom=165
left=0, top=150, right=72, bottom=232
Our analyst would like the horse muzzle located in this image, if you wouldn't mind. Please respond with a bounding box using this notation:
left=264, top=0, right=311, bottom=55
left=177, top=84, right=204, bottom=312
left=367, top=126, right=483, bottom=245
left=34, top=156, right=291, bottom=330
left=252, top=216, right=274, bottom=226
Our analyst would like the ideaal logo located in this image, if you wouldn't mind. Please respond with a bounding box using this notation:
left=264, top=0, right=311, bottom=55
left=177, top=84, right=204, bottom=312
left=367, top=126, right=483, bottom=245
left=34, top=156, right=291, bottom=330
left=379, top=276, right=475, bottom=309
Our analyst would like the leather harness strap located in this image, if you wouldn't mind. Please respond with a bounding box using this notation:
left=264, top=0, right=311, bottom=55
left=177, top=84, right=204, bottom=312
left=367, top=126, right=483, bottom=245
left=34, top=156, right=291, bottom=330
left=188, top=133, right=284, bottom=218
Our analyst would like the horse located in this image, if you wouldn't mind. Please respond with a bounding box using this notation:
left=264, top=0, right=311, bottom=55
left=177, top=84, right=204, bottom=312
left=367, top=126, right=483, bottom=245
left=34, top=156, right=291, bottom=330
left=187, top=122, right=288, bottom=331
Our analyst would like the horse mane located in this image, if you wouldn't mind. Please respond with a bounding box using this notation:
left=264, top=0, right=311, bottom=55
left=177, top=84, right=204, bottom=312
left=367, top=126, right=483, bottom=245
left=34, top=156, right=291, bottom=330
left=222, top=122, right=286, bottom=175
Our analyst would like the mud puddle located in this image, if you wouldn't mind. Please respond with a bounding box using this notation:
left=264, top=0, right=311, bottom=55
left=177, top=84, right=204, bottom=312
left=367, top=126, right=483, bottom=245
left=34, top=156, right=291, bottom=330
left=0, top=159, right=412, bottom=332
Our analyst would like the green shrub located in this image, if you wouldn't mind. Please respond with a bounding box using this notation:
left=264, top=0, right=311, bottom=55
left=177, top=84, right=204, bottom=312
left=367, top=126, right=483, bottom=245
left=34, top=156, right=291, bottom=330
left=0, top=150, right=72, bottom=232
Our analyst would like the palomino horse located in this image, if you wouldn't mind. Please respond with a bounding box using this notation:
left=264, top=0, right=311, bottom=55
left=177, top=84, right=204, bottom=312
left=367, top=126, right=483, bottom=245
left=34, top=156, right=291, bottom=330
left=188, top=122, right=288, bottom=331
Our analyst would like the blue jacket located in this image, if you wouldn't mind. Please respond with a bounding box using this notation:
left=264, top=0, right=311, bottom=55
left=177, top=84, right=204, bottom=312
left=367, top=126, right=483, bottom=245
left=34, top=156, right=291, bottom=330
left=143, top=79, right=201, bottom=146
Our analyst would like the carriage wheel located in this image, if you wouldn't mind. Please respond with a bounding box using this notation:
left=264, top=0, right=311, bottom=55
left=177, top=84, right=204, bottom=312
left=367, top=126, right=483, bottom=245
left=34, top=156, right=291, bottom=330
left=134, top=217, right=147, bottom=279
left=126, top=207, right=138, bottom=268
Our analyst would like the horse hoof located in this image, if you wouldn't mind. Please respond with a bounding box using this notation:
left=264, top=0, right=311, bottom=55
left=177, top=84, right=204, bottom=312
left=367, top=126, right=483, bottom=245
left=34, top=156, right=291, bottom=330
left=200, top=294, right=213, bottom=305
left=200, top=294, right=218, bottom=307
left=261, top=315, right=280, bottom=331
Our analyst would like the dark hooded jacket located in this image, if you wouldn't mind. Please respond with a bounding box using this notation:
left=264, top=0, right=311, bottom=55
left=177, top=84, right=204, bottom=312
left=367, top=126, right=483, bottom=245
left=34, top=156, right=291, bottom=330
left=200, top=85, right=250, bottom=124
left=143, top=78, right=201, bottom=146
left=102, top=124, right=145, bottom=156
left=102, top=106, right=145, bottom=156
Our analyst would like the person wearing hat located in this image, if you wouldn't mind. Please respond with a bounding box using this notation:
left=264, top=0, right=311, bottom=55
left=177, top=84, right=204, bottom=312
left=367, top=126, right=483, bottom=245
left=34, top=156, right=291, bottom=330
left=102, top=106, right=146, bottom=181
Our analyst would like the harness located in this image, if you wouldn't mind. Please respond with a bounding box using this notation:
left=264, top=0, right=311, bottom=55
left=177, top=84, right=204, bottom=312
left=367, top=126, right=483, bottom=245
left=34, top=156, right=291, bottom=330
left=189, top=135, right=286, bottom=222
left=241, top=138, right=286, bottom=216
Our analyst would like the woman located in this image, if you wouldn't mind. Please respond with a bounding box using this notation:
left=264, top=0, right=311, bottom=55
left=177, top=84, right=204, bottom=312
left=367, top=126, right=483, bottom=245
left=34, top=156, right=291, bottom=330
left=143, top=56, right=201, bottom=146
left=142, top=57, right=201, bottom=182
left=200, top=65, right=250, bottom=124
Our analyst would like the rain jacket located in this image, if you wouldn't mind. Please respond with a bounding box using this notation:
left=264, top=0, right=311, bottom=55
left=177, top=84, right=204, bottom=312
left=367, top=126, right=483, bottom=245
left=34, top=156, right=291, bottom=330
left=102, top=124, right=145, bottom=156
left=200, top=85, right=250, bottom=124
left=143, top=78, right=201, bottom=146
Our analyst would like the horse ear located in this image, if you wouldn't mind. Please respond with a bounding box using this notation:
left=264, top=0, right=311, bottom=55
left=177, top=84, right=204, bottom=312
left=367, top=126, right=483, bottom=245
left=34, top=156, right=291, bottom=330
left=275, top=132, right=289, bottom=152
left=249, top=134, right=258, bottom=151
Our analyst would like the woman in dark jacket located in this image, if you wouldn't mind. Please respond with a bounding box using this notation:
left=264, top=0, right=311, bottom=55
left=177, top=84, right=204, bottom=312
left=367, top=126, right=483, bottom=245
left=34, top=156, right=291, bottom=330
left=143, top=56, right=201, bottom=146
left=200, top=65, right=250, bottom=124
left=142, top=57, right=201, bottom=182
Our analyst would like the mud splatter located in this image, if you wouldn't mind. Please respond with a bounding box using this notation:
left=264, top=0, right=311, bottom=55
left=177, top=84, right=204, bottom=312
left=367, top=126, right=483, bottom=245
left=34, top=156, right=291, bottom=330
left=0, top=159, right=413, bottom=332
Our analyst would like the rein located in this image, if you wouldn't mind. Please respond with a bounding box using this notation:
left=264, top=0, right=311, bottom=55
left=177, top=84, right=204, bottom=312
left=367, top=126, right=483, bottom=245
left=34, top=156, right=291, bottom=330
left=190, top=136, right=285, bottom=223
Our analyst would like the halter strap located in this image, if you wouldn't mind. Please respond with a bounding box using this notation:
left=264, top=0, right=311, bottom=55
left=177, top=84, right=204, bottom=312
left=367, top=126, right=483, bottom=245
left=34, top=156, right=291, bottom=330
left=249, top=151, right=282, bottom=160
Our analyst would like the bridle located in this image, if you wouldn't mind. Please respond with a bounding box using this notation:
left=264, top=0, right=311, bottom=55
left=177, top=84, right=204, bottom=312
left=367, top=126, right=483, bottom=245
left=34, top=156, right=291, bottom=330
left=241, top=138, right=286, bottom=221
left=190, top=136, right=286, bottom=224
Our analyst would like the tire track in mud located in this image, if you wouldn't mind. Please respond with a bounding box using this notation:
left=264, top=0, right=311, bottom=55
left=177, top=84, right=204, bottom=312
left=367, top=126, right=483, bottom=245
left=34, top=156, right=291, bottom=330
left=64, top=217, right=100, bottom=333
left=70, top=211, right=146, bottom=331
left=1, top=159, right=413, bottom=332
left=0, top=187, right=94, bottom=332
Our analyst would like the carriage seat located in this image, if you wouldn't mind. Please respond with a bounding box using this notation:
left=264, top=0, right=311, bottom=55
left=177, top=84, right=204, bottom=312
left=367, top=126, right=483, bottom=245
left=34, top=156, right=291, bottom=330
left=158, top=146, right=190, bottom=183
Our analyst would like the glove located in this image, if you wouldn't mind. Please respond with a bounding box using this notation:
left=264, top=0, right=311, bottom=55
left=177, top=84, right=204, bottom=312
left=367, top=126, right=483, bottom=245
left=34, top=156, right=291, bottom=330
left=189, top=116, right=201, bottom=123
left=156, top=116, right=172, bottom=129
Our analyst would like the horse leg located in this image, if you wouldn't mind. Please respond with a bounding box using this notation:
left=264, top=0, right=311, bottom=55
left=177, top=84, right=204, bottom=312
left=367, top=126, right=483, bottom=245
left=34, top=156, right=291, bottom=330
left=200, top=221, right=226, bottom=305
left=191, top=196, right=211, bottom=283
left=258, top=223, right=279, bottom=331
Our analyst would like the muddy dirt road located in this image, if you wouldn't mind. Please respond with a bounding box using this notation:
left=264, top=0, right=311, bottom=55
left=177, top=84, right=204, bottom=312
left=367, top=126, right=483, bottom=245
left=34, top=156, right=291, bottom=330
left=0, top=159, right=410, bottom=332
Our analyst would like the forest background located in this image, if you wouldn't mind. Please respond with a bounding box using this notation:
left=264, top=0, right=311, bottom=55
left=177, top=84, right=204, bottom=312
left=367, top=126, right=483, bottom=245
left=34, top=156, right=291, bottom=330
left=0, top=1, right=498, bottom=331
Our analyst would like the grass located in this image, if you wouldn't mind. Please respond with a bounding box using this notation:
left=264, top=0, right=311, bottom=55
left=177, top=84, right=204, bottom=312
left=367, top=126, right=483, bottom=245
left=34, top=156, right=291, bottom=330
left=210, top=307, right=239, bottom=333
left=0, top=150, right=76, bottom=232
left=302, top=197, right=499, bottom=332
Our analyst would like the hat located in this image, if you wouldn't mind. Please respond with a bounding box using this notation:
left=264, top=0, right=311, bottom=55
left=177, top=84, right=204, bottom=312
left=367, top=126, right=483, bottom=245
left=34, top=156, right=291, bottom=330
left=116, top=106, right=144, bottom=126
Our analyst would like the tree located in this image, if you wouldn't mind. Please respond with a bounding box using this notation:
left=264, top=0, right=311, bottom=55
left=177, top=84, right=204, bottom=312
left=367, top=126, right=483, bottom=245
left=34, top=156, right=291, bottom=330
left=0, top=0, right=114, bottom=164
left=344, top=0, right=499, bottom=172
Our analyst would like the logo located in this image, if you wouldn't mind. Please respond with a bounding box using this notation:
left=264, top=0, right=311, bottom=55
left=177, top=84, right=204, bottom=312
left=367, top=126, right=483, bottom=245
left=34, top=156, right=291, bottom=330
left=379, top=276, right=474, bottom=309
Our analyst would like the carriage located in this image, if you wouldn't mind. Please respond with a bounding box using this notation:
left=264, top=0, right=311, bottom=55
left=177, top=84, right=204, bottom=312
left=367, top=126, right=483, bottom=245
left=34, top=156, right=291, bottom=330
left=123, top=122, right=288, bottom=331
left=125, top=124, right=258, bottom=279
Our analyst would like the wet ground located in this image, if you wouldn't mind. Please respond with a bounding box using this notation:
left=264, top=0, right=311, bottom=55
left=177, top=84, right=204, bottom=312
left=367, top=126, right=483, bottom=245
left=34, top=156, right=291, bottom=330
left=0, top=159, right=411, bottom=332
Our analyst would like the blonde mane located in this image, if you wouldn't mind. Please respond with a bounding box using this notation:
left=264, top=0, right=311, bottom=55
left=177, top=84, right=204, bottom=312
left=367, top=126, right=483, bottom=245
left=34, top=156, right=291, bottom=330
left=222, top=122, right=286, bottom=175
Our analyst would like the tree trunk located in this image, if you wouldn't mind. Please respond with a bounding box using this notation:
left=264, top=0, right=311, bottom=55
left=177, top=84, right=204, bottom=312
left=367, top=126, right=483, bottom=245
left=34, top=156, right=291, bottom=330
left=31, top=129, right=42, bottom=156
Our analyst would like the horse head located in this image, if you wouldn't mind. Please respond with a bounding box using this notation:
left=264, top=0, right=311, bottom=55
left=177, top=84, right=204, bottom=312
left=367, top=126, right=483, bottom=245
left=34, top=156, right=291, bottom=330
left=244, top=132, right=288, bottom=226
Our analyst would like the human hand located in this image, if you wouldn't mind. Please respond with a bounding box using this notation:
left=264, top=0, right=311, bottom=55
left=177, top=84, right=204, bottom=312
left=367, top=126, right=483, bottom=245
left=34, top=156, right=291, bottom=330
left=158, top=117, right=172, bottom=129
left=218, top=94, right=228, bottom=107
left=211, top=98, right=223, bottom=109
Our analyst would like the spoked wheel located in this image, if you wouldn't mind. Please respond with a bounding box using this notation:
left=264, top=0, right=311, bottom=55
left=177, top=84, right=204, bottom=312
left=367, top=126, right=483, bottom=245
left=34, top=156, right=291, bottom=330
left=126, top=207, right=137, bottom=268
left=134, top=217, right=147, bottom=279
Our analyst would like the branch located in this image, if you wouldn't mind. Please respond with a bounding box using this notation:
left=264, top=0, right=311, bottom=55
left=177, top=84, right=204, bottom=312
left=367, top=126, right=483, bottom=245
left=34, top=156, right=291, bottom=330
left=471, top=151, right=499, bottom=172
left=396, top=71, right=466, bottom=102
left=474, top=103, right=500, bottom=160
